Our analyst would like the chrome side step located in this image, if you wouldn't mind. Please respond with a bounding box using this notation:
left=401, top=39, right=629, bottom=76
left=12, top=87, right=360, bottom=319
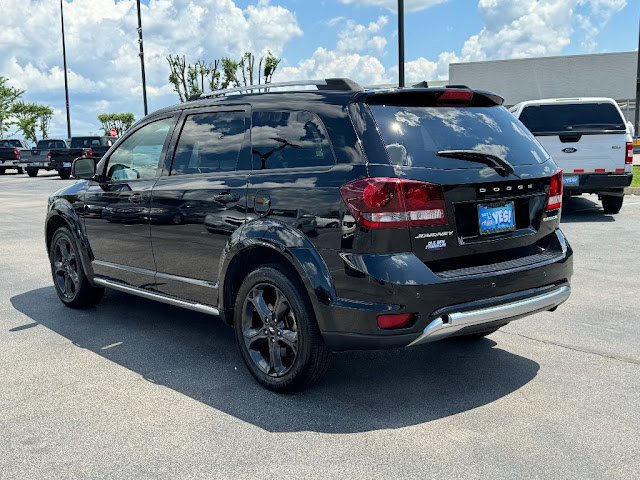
left=93, top=278, right=220, bottom=317
left=407, top=286, right=570, bottom=347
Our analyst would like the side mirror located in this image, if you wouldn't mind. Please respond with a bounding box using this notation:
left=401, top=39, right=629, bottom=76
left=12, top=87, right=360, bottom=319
left=72, top=157, right=96, bottom=179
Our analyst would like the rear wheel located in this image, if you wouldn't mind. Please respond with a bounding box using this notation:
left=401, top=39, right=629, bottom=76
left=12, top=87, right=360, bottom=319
left=0, top=168, right=5, bottom=175
left=602, top=195, right=623, bottom=214
left=233, top=265, right=331, bottom=392
left=49, top=226, right=104, bottom=308
left=58, top=169, right=71, bottom=180
left=26, top=168, right=38, bottom=177
left=17, top=167, right=24, bottom=174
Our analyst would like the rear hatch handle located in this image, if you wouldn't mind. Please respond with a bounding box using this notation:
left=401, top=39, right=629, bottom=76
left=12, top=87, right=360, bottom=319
left=436, top=150, right=517, bottom=178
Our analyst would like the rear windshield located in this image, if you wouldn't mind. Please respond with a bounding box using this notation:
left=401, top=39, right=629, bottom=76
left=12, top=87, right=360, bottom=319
left=369, top=105, right=548, bottom=168
left=0, top=140, right=22, bottom=148
left=37, top=140, right=66, bottom=149
left=518, top=102, right=625, bottom=134
left=71, top=137, right=112, bottom=148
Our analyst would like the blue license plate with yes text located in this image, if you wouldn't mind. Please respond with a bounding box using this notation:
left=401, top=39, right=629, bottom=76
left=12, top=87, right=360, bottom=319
left=478, top=202, right=515, bottom=235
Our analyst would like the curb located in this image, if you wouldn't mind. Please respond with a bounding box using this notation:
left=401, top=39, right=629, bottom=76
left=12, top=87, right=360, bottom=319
left=625, top=187, right=640, bottom=195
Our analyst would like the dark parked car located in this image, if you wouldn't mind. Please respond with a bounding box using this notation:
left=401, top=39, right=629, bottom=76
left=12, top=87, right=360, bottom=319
left=45, top=79, right=573, bottom=392
left=0, top=138, right=30, bottom=174
left=49, top=136, right=115, bottom=179
left=23, top=139, right=69, bottom=177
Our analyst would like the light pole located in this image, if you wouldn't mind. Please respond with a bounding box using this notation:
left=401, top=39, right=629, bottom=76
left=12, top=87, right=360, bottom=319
left=398, top=0, right=405, bottom=87
left=136, top=0, right=148, bottom=116
left=60, top=0, right=71, bottom=139
left=634, top=14, right=639, bottom=135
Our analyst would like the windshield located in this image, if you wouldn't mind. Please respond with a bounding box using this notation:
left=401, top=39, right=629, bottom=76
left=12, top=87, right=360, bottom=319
left=369, top=105, right=549, bottom=169
left=518, top=102, right=625, bottom=134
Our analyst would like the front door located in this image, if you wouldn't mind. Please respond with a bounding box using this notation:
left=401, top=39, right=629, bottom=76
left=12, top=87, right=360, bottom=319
left=150, top=107, right=250, bottom=305
left=83, top=116, right=177, bottom=288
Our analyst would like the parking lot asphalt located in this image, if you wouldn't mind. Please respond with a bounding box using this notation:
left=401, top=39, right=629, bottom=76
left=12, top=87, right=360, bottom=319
left=1, top=172, right=639, bottom=479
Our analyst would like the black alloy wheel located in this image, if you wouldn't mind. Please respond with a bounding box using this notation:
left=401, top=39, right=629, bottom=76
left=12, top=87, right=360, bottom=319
left=234, top=265, right=331, bottom=392
left=49, top=227, right=104, bottom=308
left=52, top=234, right=80, bottom=301
left=241, top=282, right=299, bottom=378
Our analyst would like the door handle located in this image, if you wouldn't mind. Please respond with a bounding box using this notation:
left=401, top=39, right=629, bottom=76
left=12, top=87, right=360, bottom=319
left=129, top=193, right=144, bottom=204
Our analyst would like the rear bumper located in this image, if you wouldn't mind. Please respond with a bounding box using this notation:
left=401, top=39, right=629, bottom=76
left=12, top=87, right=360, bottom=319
left=407, top=285, right=569, bottom=346
left=564, top=173, right=632, bottom=194
left=319, top=229, right=573, bottom=351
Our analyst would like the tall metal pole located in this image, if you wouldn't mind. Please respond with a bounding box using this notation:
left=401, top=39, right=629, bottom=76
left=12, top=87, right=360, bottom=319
left=398, top=0, right=405, bottom=87
left=60, top=0, right=71, bottom=139
left=634, top=15, right=640, bottom=135
left=136, top=0, right=148, bottom=116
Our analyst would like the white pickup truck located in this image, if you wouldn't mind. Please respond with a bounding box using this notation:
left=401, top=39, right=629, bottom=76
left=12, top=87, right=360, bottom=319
left=510, top=98, right=633, bottom=214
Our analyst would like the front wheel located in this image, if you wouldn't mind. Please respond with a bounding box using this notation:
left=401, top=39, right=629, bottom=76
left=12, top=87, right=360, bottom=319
left=234, top=265, right=332, bottom=392
left=26, top=168, right=38, bottom=177
left=0, top=168, right=5, bottom=175
left=602, top=195, right=623, bottom=214
left=49, top=227, right=104, bottom=308
left=58, top=168, right=71, bottom=180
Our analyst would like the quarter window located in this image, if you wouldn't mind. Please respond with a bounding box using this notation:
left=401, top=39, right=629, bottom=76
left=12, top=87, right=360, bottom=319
left=105, top=118, right=173, bottom=181
left=251, top=111, right=334, bottom=169
left=171, top=111, right=245, bottom=175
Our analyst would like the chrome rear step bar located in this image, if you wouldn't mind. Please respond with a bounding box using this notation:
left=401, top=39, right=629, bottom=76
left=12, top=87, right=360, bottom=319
left=408, top=286, right=570, bottom=346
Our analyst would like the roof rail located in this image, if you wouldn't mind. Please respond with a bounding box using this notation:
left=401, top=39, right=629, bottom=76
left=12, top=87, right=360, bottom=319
left=188, top=78, right=363, bottom=101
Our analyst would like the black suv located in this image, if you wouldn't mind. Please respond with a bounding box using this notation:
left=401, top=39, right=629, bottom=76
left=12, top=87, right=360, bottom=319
left=46, top=79, right=573, bottom=391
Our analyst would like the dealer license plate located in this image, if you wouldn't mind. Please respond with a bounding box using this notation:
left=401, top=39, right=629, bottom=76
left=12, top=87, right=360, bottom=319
left=563, top=175, right=579, bottom=186
left=478, top=202, right=515, bottom=235
left=62, top=162, right=71, bottom=168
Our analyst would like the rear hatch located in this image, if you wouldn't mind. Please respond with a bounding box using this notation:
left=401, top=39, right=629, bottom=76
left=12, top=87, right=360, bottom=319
left=517, top=101, right=630, bottom=177
left=347, top=90, right=562, bottom=278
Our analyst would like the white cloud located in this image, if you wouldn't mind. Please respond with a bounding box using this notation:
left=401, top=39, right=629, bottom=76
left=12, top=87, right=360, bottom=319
left=0, top=0, right=302, bottom=136
left=338, top=0, right=449, bottom=13
left=459, top=0, right=627, bottom=62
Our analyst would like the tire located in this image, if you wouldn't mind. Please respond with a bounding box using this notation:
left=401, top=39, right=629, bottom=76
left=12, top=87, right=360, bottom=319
left=58, top=169, right=71, bottom=180
left=0, top=168, right=5, bottom=175
left=26, top=168, right=38, bottom=177
left=171, top=213, right=184, bottom=225
left=17, top=167, right=24, bottom=174
left=233, top=264, right=332, bottom=392
left=602, top=195, right=623, bottom=214
left=49, top=226, right=104, bottom=308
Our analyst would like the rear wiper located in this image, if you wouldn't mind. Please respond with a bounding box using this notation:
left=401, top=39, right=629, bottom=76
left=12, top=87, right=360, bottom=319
left=436, top=150, right=516, bottom=177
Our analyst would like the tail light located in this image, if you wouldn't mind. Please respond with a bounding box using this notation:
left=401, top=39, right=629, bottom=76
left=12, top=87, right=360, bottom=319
left=82, top=148, right=93, bottom=158
left=47, top=152, right=51, bottom=160
left=626, top=142, right=633, bottom=165
left=340, top=178, right=448, bottom=229
left=437, top=89, right=473, bottom=106
left=13, top=148, right=19, bottom=160
left=546, top=169, right=563, bottom=212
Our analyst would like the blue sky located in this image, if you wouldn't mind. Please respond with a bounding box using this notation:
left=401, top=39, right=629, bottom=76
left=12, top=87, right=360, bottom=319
left=0, top=0, right=637, bottom=138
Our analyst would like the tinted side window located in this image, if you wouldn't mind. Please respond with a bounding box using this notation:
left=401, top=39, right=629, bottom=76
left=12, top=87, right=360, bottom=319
left=106, top=118, right=174, bottom=181
left=171, top=111, right=245, bottom=175
left=251, top=111, right=334, bottom=170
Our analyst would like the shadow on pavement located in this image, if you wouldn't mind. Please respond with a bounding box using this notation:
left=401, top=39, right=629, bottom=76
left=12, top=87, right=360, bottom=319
left=560, top=195, right=616, bottom=223
left=11, top=286, right=539, bottom=433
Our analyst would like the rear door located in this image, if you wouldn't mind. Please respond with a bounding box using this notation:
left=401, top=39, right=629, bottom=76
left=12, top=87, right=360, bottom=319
left=518, top=101, right=629, bottom=176
left=150, top=106, right=250, bottom=305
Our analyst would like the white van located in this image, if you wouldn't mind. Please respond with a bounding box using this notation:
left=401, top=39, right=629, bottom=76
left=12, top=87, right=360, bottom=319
left=510, top=98, right=633, bottom=214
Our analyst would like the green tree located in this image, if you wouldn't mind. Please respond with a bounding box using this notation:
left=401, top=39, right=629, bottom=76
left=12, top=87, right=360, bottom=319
left=11, top=102, right=52, bottom=144
left=97, top=113, right=135, bottom=136
left=0, top=76, right=24, bottom=138
left=262, top=51, right=281, bottom=85
left=167, top=51, right=282, bottom=102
